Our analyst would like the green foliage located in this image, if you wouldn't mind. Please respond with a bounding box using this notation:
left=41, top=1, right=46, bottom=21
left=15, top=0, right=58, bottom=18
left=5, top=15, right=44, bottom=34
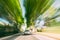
left=24, top=0, right=55, bottom=27
left=0, top=0, right=24, bottom=25
left=49, top=20, right=60, bottom=26
left=0, top=25, right=18, bottom=37
left=0, top=0, right=24, bottom=32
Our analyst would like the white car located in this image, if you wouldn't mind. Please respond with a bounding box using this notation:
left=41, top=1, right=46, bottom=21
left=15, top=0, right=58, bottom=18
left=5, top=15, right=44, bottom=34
left=24, top=30, right=32, bottom=35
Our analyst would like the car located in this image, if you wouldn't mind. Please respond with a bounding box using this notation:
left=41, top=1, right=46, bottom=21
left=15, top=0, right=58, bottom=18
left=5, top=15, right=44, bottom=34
left=37, top=26, right=47, bottom=32
left=24, top=30, right=32, bottom=35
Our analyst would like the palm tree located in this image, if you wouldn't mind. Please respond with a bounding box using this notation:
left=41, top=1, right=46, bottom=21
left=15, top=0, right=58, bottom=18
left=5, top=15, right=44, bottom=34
left=24, top=0, right=55, bottom=28
left=0, top=0, right=24, bottom=32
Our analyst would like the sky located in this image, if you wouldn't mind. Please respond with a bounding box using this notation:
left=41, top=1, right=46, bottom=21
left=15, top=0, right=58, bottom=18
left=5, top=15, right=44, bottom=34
left=20, top=0, right=27, bottom=23
left=53, top=0, right=60, bottom=8
left=20, top=0, right=25, bottom=18
left=0, top=18, right=9, bottom=25
left=52, top=0, right=60, bottom=22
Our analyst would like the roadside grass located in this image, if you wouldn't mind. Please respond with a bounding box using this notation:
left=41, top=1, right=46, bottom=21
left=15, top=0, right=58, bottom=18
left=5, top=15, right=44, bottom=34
left=45, top=26, right=60, bottom=34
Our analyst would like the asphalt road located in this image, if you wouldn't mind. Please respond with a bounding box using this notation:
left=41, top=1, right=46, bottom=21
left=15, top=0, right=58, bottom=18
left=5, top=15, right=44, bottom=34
left=0, top=33, right=21, bottom=40
left=0, top=33, right=59, bottom=40
left=15, top=34, right=57, bottom=40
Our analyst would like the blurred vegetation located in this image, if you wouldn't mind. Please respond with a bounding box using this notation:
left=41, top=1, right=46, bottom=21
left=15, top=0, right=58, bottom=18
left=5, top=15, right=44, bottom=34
left=0, top=24, right=19, bottom=37
left=45, top=8, right=60, bottom=26
left=24, top=0, right=55, bottom=28
left=48, top=19, right=60, bottom=27
left=0, top=0, right=24, bottom=37
left=0, top=0, right=60, bottom=37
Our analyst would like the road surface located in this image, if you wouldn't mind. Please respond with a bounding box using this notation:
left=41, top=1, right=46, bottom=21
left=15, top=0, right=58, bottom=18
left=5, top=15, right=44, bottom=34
left=0, top=33, right=60, bottom=40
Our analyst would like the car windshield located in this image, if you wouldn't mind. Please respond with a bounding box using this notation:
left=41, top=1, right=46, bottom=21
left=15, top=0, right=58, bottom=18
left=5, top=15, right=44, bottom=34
left=25, top=30, right=29, bottom=32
